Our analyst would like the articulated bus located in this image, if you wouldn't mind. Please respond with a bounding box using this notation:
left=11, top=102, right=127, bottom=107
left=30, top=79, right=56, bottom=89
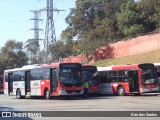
left=97, top=63, right=159, bottom=96
left=4, top=63, right=84, bottom=99
left=82, top=65, right=99, bottom=94
left=154, top=63, right=160, bottom=91
left=0, top=75, right=3, bottom=93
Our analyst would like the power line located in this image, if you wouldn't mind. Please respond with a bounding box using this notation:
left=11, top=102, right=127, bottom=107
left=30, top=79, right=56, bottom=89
left=30, top=10, right=43, bottom=41
left=30, top=0, right=65, bottom=63
left=34, top=0, right=39, bottom=10
left=30, top=10, right=43, bottom=62
left=38, top=0, right=65, bottom=63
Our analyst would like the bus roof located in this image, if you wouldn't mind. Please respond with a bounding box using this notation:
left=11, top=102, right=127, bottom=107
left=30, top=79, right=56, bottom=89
left=42, top=62, right=82, bottom=68
left=22, top=64, right=41, bottom=69
left=5, top=64, right=41, bottom=72
left=41, top=63, right=60, bottom=68
left=154, top=63, right=160, bottom=66
left=97, top=66, right=112, bottom=71
left=112, top=64, right=139, bottom=70
left=5, top=63, right=82, bottom=72
left=97, top=63, right=154, bottom=71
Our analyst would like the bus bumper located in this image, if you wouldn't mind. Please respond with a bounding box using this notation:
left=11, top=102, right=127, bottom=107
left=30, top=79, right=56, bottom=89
left=59, top=87, right=84, bottom=96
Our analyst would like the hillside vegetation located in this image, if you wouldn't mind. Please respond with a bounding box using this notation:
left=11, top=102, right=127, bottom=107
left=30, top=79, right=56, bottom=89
left=0, top=0, right=160, bottom=74
left=93, top=49, right=160, bottom=66
left=56, top=0, right=160, bottom=61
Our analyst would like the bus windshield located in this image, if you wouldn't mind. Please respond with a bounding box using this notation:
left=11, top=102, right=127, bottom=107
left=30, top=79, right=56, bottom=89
left=142, top=68, right=158, bottom=84
left=82, top=66, right=99, bottom=85
left=59, top=65, right=82, bottom=85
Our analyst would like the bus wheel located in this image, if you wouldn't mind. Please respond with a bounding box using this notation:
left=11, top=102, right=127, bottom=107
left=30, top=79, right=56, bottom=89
left=16, top=89, right=22, bottom=99
left=117, top=86, right=126, bottom=96
left=44, top=89, right=50, bottom=100
left=134, top=93, right=141, bottom=96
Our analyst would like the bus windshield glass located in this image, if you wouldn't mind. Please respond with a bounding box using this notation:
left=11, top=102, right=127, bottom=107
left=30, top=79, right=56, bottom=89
left=59, top=64, right=82, bottom=85
left=142, top=68, right=157, bottom=84
left=82, top=66, right=99, bottom=84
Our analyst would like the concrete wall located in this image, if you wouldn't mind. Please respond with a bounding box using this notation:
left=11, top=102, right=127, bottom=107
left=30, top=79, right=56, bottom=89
left=62, top=34, right=160, bottom=63
left=62, top=55, right=83, bottom=63
left=111, top=34, right=160, bottom=57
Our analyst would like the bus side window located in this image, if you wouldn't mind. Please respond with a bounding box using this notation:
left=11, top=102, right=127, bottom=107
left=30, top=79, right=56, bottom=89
left=5, top=74, right=8, bottom=82
left=21, top=76, right=24, bottom=81
left=123, top=77, right=128, bottom=82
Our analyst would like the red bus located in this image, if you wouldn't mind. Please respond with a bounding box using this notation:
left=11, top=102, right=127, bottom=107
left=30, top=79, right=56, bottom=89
left=3, top=64, right=41, bottom=98
left=154, top=63, right=160, bottom=92
left=4, top=63, right=84, bottom=99
left=82, top=65, right=99, bottom=94
left=0, top=75, right=3, bottom=93
left=97, top=63, right=159, bottom=96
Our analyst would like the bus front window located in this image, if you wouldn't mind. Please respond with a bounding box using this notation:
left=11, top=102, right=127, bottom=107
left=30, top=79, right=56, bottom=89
left=142, top=68, right=157, bottom=84
left=89, top=72, right=99, bottom=85
left=59, top=68, right=82, bottom=85
left=82, top=67, right=99, bottom=85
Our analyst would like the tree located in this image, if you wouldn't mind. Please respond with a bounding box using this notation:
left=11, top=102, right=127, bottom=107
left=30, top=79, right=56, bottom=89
left=117, top=1, right=145, bottom=38
left=24, top=39, right=41, bottom=64
left=59, top=0, right=160, bottom=62
left=0, top=40, right=28, bottom=73
left=137, top=0, right=160, bottom=32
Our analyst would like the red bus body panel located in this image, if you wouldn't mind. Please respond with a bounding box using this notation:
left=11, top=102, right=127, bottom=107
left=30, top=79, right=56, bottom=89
left=112, top=82, right=130, bottom=94
left=112, top=64, right=139, bottom=70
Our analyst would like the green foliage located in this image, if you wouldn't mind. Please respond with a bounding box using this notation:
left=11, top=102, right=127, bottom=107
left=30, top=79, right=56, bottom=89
left=56, top=0, right=160, bottom=62
left=0, top=0, right=159, bottom=68
left=0, top=40, right=28, bottom=74
left=25, top=39, right=40, bottom=64
left=137, top=0, right=160, bottom=32
left=61, top=0, right=127, bottom=60
left=117, top=1, right=145, bottom=38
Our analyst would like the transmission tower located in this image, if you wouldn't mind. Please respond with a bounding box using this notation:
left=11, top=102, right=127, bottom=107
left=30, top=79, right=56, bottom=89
left=30, top=10, right=43, bottom=62
left=44, top=0, right=56, bottom=62
left=40, top=0, right=65, bottom=63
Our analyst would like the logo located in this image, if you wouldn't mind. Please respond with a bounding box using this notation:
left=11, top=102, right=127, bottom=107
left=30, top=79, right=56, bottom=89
left=33, top=82, right=39, bottom=86
left=2, top=112, right=11, bottom=117
left=14, top=83, right=18, bottom=86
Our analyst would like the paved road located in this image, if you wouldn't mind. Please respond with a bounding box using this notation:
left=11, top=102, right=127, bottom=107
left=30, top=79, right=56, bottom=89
left=0, top=93, right=160, bottom=120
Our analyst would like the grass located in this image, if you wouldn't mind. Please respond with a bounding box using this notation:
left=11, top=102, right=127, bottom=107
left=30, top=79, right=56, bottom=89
left=93, top=49, right=160, bottom=66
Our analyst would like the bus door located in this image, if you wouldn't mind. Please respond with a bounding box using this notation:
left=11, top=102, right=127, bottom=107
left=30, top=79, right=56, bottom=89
left=0, top=76, right=3, bottom=93
left=50, top=68, right=58, bottom=92
left=8, top=73, right=13, bottom=95
left=156, top=66, right=160, bottom=91
left=128, top=70, right=139, bottom=92
left=25, top=71, right=30, bottom=95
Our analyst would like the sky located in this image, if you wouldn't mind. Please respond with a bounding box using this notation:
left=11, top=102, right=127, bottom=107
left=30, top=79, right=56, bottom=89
left=0, top=0, right=76, bottom=48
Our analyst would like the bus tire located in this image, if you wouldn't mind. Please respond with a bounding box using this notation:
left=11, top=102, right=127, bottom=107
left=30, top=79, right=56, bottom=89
left=117, top=86, right=126, bottom=96
left=16, top=89, right=22, bottom=99
left=44, top=89, right=50, bottom=100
